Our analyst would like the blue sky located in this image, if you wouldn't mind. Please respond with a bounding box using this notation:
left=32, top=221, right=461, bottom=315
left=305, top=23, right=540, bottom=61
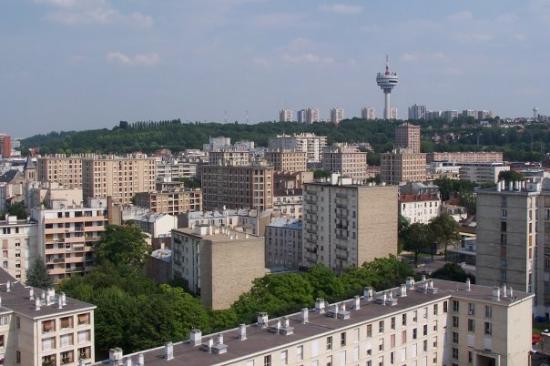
left=1, top=0, right=547, bottom=137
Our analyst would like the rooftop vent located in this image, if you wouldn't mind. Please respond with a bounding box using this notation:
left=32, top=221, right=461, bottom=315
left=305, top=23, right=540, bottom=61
left=315, top=298, right=326, bottom=314
left=493, top=287, right=501, bottom=301
left=201, top=335, right=228, bottom=355
left=190, top=329, right=202, bottom=346
left=239, top=324, right=247, bottom=341
left=257, top=312, right=269, bottom=328
left=327, top=303, right=351, bottom=320
left=354, top=295, right=361, bottom=310
left=165, top=342, right=174, bottom=360
left=269, top=317, right=294, bottom=335
left=399, top=284, right=407, bottom=297
left=501, top=283, right=507, bottom=298
left=363, top=287, right=375, bottom=301
left=109, top=348, right=123, bottom=365
left=301, top=308, right=309, bottom=324
left=29, top=287, right=34, bottom=300
left=427, top=280, right=438, bottom=294
left=5, top=281, right=10, bottom=293
left=466, top=278, right=471, bottom=292
left=385, top=292, right=398, bottom=306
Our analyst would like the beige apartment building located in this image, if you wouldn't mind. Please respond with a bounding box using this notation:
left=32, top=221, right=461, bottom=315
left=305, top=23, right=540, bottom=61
left=0, top=215, right=38, bottom=283
left=427, top=151, right=504, bottom=164
left=37, top=154, right=86, bottom=189
left=31, top=198, right=108, bottom=283
left=268, top=133, right=327, bottom=164
left=202, top=163, right=274, bottom=211
left=322, top=144, right=368, bottom=181
left=395, top=123, right=421, bottom=153
left=265, top=217, right=302, bottom=270
left=81, top=154, right=157, bottom=204
left=92, top=278, right=533, bottom=366
left=208, top=151, right=252, bottom=166
left=0, top=268, right=95, bottom=366
left=265, top=150, right=307, bottom=173
left=171, top=226, right=266, bottom=310
left=134, top=188, right=202, bottom=215
left=380, top=150, right=427, bottom=185
left=302, top=176, right=398, bottom=271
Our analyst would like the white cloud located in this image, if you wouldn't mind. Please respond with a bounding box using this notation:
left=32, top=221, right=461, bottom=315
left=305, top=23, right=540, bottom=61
left=281, top=53, right=334, bottom=65
left=319, top=3, right=363, bottom=15
left=34, top=0, right=153, bottom=27
left=106, top=51, right=160, bottom=66
left=447, top=10, right=473, bottom=21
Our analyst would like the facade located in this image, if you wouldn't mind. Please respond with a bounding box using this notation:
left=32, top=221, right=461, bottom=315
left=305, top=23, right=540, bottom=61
left=306, top=108, right=320, bottom=124
left=329, top=108, right=344, bottom=125
left=265, top=218, right=302, bottom=270
left=399, top=194, right=441, bottom=225
left=321, top=144, right=368, bottom=181
left=361, top=107, right=376, bottom=120
left=459, top=163, right=510, bottom=184
left=171, top=226, right=265, bottom=309
left=202, top=137, right=231, bottom=152
left=389, top=107, right=398, bottom=120
left=265, top=150, right=307, bottom=173
left=208, top=151, right=252, bottom=166
left=395, top=123, right=421, bottom=153
left=37, top=155, right=85, bottom=189
left=123, top=207, right=177, bottom=240
left=408, top=104, right=427, bottom=120
left=279, top=109, right=293, bottom=122
left=442, top=110, right=459, bottom=122
left=81, top=154, right=157, bottom=204
left=463, top=109, right=478, bottom=118
left=302, top=177, right=398, bottom=271
left=178, top=209, right=273, bottom=237
left=269, top=134, right=328, bottom=164
left=426, top=152, right=504, bottom=164
left=0, top=134, right=12, bottom=158
left=156, top=159, right=198, bottom=181
left=273, top=195, right=304, bottom=219
left=202, top=163, right=274, bottom=211
left=92, top=278, right=534, bottom=366
left=134, top=188, right=202, bottom=215
left=0, top=215, right=38, bottom=283
left=380, top=150, right=427, bottom=185
left=296, top=109, right=307, bottom=123
left=31, top=198, right=108, bottom=283
left=0, top=268, right=96, bottom=366
left=273, top=171, right=313, bottom=196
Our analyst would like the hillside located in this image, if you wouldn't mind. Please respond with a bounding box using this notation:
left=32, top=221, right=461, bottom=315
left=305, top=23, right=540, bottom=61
left=21, top=118, right=550, bottom=162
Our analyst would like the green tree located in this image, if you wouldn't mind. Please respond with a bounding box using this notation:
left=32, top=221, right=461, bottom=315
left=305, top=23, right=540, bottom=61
left=95, top=225, right=151, bottom=268
left=498, top=170, right=524, bottom=183
left=431, top=263, right=475, bottom=283
left=313, top=169, right=331, bottom=179
left=26, top=258, right=53, bottom=288
left=429, top=213, right=460, bottom=260
left=398, top=214, right=410, bottom=253
left=6, top=201, right=27, bottom=220
left=403, top=223, right=433, bottom=267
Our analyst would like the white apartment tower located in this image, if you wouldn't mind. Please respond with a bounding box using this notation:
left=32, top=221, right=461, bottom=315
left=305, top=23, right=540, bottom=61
left=361, top=107, right=376, bottom=120
left=279, top=109, right=293, bottom=122
left=330, top=108, right=344, bottom=125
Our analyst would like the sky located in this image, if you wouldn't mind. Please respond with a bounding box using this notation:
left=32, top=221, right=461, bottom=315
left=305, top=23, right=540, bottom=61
left=1, top=0, right=548, bottom=137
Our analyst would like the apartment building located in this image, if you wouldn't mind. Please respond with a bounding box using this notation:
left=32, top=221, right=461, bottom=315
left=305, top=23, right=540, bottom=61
left=134, top=188, right=202, bottom=215
left=330, top=108, right=344, bottom=125
left=322, top=144, right=368, bottom=181
left=208, top=151, right=252, bottom=166
left=399, top=193, right=441, bottom=225
left=0, top=134, right=11, bottom=158
left=395, top=123, right=421, bottom=153
left=0, top=268, right=95, bottom=366
left=0, top=215, right=38, bottom=283
left=380, top=150, right=427, bottom=185
left=31, top=198, right=108, bottom=283
left=408, top=104, right=427, bottom=120
left=171, top=226, right=265, bottom=310
left=156, top=159, right=198, bottom=180
left=268, top=134, right=327, bottom=164
left=81, top=154, right=157, bottom=204
left=279, top=109, right=293, bottom=122
left=265, top=150, right=307, bottom=173
left=274, top=171, right=313, bottom=197
left=37, top=155, right=85, bottom=189
left=178, top=209, right=273, bottom=237
left=202, top=163, right=274, bottom=211
left=426, top=151, right=504, bottom=164
left=302, top=176, right=398, bottom=271
left=92, top=278, right=533, bottom=366
left=265, top=217, right=302, bottom=270
left=361, top=107, right=376, bottom=120
left=459, top=163, right=510, bottom=184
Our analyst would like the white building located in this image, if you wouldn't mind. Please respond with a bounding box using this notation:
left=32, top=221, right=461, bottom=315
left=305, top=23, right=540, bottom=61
left=459, top=163, right=510, bottom=184
left=361, top=107, right=376, bottom=120
left=0, top=215, right=38, bottom=283
left=202, top=137, right=232, bottom=152
left=390, top=106, right=398, bottom=119
left=123, top=206, right=177, bottom=240
left=268, top=133, right=328, bottom=164
left=265, top=218, right=302, bottom=269
left=296, top=109, right=307, bottom=123
left=399, top=193, right=441, bottom=225
left=279, top=109, right=293, bottom=122
left=330, top=108, right=344, bottom=125
left=408, top=104, right=427, bottom=120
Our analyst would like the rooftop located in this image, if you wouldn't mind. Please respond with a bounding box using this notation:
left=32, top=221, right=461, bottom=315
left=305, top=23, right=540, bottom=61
left=92, top=279, right=532, bottom=366
left=267, top=218, right=302, bottom=230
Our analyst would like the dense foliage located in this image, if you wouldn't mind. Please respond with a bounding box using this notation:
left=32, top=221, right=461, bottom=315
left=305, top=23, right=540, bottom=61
left=3, top=201, right=28, bottom=220
left=94, top=225, right=151, bottom=267
left=26, top=258, right=53, bottom=288
left=21, top=118, right=550, bottom=162
left=431, top=263, right=475, bottom=283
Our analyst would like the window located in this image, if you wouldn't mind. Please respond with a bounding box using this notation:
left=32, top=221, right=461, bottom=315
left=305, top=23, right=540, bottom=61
left=412, top=328, right=417, bottom=339
left=391, top=317, right=396, bottom=330
left=61, top=351, right=74, bottom=365
left=452, top=300, right=459, bottom=312
left=326, top=336, right=333, bottom=350
left=433, top=304, right=438, bottom=315
left=401, top=330, right=407, bottom=344
left=297, top=345, right=303, bottom=360
left=367, top=324, right=372, bottom=337
left=423, top=340, right=427, bottom=352
left=60, top=334, right=74, bottom=347
left=60, top=316, right=73, bottom=329
left=280, top=350, right=288, bottom=365
left=79, top=347, right=92, bottom=360
left=42, top=337, right=56, bottom=351
left=443, top=301, right=448, bottom=313
left=340, top=332, right=346, bottom=346
left=468, top=319, right=475, bottom=332
left=452, top=332, right=459, bottom=344
left=390, top=334, right=396, bottom=348
left=78, top=313, right=90, bottom=325
left=501, top=221, right=507, bottom=232
left=468, top=303, right=475, bottom=315
left=452, top=316, right=459, bottom=328
left=468, top=351, right=473, bottom=363
left=423, top=324, right=428, bottom=336
left=264, top=355, right=272, bottom=366
left=78, top=330, right=91, bottom=343
left=402, top=314, right=407, bottom=326
left=484, top=322, right=492, bottom=335
left=378, top=338, right=384, bottom=351
left=16, top=351, right=21, bottom=364
left=379, top=320, right=384, bottom=333
left=452, top=348, right=459, bottom=360
left=485, top=305, right=492, bottom=319
left=42, top=319, right=56, bottom=333
left=326, top=355, right=332, bottom=366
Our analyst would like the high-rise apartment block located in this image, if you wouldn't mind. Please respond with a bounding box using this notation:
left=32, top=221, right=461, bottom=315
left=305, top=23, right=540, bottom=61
left=279, top=109, right=294, bottom=122
left=389, top=106, right=398, bottom=120
left=81, top=154, right=156, bottom=204
left=202, top=163, right=274, bottom=211
left=361, top=107, right=376, bottom=120
left=321, top=144, right=368, bottom=181
left=296, top=109, right=307, bottom=123
left=134, top=187, right=202, bottom=215
left=95, top=278, right=534, bottom=366
left=330, top=108, right=344, bottom=125
left=302, top=177, right=397, bottom=271
left=0, top=134, right=12, bottom=158
left=37, top=155, right=85, bottom=189
left=0, top=269, right=96, bottom=366
left=208, top=151, right=252, bottom=166
left=265, top=217, right=302, bottom=270
left=442, top=110, right=459, bottom=122
left=306, top=108, right=320, bottom=124
left=268, top=134, right=327, bottom=164
left=202, top=136, right=232, bottom=152
left=171, top=226, right=265, bottom=309
left=408, top=104, right=427, bottom=120
left=459, top=163, right=510, bottom=184
left=380, top=150, right=427, bottom=185
left=426, top=152, right=504, bottom=164
left=0, top=215, right=38, bottom=283
left=265, top=150, right=307, bottom=173
left=395, top=123, right=421, bottom=153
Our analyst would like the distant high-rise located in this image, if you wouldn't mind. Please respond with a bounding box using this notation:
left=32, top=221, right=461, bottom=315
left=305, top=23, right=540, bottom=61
left=442, top=110, right=459, bottom=122
left=306, top=108, right=320, bottom=124
left=329, top=107, right=344, bottom=124
left=297, top=109, right=307, bottom=123
left=361, top=107, right=376, bottom=120
left=408, top=104, right=427, bottom=120
left=279, top=109, right=293, bottom=122
left=395, top=123, right=421, bottom=153
left=425, top=110, right=441, bottom=120
left=390, top=106, right=398, bottom=120
left=376, top=55, right=399, bottom=120
left=0, top=133, right=12, bottom=158
left=462, top=109, right=477, bottom=119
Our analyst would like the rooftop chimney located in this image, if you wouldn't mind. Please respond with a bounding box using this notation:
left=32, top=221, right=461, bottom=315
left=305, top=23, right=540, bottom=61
left=239, top=324, right=247, bottom=340
left=466, top=278, right=471, bottom=292
left=35, top=298, right=41, bottom=311
left=301, top=308, right=309, bottom=324
left=5, top=281, right=10, bottom=293
left=406, top=277, right=415, bottom=288
left=190, top=329, right=202, bottom=346
left=165, top=342, right=174, bottom=361
left=109, top=348, right=123, bottom=365
left=493, top=287, right=501, bottom=301
left=315, top=298, right=326, bottom=314
left=363, top=287, right=374, bottom=301
left=501, top=283, right=508, bottom=298
left=29, top=287, right=34, bottom=300
left=138, top=353, right=144, bottom=366
left=509, top=286, right=514, bottom=298
left=257, top=312, right=269, bottom=328
left=400, top=284, right=407, bottom=297
left=354, top=295, right=361, bottom=310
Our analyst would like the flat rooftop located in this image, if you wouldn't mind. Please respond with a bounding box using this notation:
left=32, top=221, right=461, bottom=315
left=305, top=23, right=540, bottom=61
left=92, top=279, right=532, bottom=366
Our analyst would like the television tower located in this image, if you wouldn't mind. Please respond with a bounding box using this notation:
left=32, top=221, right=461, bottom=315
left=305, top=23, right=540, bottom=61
left=376, top=55, right=399, bottom=119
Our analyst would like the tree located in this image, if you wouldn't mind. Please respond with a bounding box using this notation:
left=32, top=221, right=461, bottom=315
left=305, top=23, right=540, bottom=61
left=26, top=258, right=53, bottom=288
left=431, top=263, right=475, bottom=283
left=95, top=225, right=151, bottom=268
left=313, top=169, right=331, bottom=179
left=398, top=214, right=410, bottom=253
left=498, top=170, right=524, bottom=183
left=6, top=201, right=27, bottom=220
left=429, top=213, right=460, bottom=260
left=403, top=223, right=433, bottom=267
